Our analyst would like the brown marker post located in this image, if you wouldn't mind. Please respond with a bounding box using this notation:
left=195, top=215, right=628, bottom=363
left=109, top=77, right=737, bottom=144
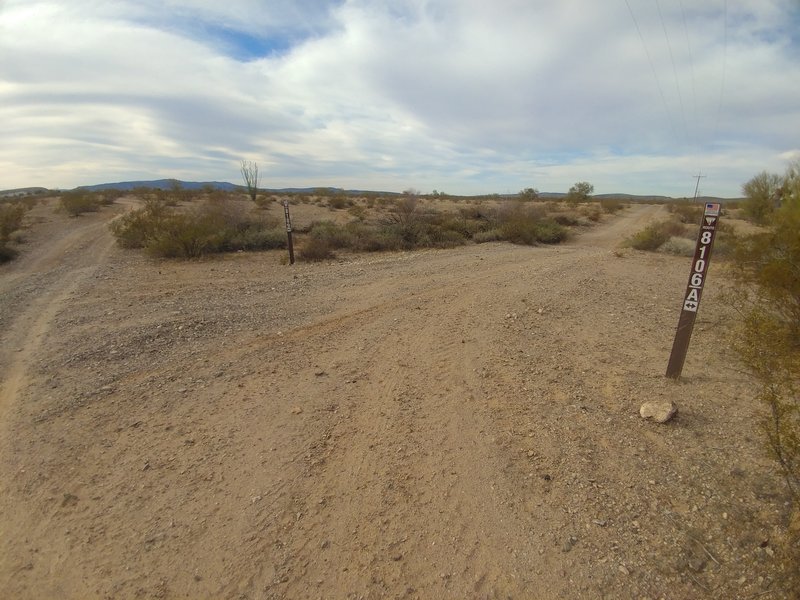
left=665, top=202, right=721, bottom=379
left=283, top=199, right=295, bottom=265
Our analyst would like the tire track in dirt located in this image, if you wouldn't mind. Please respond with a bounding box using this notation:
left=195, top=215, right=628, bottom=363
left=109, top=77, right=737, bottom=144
left=220, top=251, right=588, bottom=598
left=0, top=218, right=118, bottom=418
left=570, top=203, right=668, bottom=249
left=0, top=210, right=123, bottom=596
left=3, top=202, right=786, bottom=599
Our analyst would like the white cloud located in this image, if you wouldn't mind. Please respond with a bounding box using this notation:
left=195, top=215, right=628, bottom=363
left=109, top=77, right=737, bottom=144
left=1, top=0, right=799, bottom=195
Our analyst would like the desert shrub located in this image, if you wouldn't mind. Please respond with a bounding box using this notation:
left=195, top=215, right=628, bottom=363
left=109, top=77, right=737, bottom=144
left=518, top=187, right=540, bottom=201
left=500, top=215, right=567, bottom=245
left=424, top=226, right=468, bottom=248
left=659, top=237, right=695, bottom=256
left=252, top=195, right=277, bottom=209
left=109, top=198, right=172, bottom=248
left=110, top=198, right=283, bottom=258
left=348, top=204, right=367, bottom=220
left=625, top=223, right=668, bottom=251
left=229, top=226, right=286, bottom=251
left=625, top=219, right=686, bottom=251
left=299, top=236, right=335, bottom=261
left=490, top=202, right=566, bottom=245
left=473, top=228, right=504, bottom=244
left=582, top=206, right=602, bottom=222
left=0, top=201, right=30, bottom=262
left=0, top=202, right=28, bottom=241
left=742, top=170, right=783, bottom=224
left=668, top=201, right=703, bottom=224
left=727, top=168, right=800, bottom=586
left=600, top=198, right=625, bottom=213
left=145, top=213, right=215, bottom=258
left=60, top=191, right=101, bottom=216
left=531, top=220, right=569, bottom=243
left=354, top=226, right=403, bottom=252
left=565, top=181, right=594, bottom=204
left=0, top=244, right=17, bottom=263
left=308, top=221, right=356, bottom=249
left=552, top=212, right=581, bottom=226
left=328, top=194, right=352, bottom=209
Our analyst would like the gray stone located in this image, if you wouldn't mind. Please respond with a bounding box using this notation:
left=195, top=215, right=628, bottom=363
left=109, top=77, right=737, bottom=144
left=639, top=400, right=678, bottom=423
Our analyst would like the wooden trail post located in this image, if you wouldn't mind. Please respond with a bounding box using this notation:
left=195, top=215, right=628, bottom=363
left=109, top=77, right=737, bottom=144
left=665, top=202, right=721, bottom=379
left=283, top=199, right=295, bottom=265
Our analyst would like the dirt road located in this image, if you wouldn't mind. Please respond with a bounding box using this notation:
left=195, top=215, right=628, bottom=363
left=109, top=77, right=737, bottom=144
left=0, top=201, right=792, bottom=599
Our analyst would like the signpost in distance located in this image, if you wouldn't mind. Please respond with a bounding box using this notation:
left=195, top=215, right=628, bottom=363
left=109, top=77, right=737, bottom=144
left=283, top=199, right=295, bottom=265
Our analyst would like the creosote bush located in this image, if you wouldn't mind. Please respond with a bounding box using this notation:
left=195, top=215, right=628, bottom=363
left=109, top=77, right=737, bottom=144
left=624, top=219, right=686, bottom=251
left=667, top=201, right=703, bottom=224
left=0, top=201, right=29, bottom=262
left=600, top=198, right=625, bottom=213
left=60, top=191, right=102, bottom=216
left=110, top=198, right=284, bottom=258
left=728, top=163, right=800, bottom=588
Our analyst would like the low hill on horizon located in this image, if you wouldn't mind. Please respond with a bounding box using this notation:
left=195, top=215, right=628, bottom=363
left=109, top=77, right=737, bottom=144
left=2, top=179, right=739, bottom=203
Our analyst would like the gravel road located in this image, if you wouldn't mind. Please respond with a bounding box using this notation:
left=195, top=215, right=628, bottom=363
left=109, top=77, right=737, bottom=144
left=0, top=199, right=793, bottom=599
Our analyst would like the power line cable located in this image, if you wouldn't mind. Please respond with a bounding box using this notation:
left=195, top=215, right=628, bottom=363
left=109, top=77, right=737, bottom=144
left=679, top=0, right=699, bottom=150
left=713, top=0, right=728, bottom=144
left=656, top=0, right=690, bottom=149
left=624, top=0, right=680, bottom=146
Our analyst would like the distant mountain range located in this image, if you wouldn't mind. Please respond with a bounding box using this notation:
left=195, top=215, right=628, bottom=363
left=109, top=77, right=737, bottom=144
left=0, top=179, right=737, bottom=203
left=75, top=180, right=361, bottom=195
left=77, top=179, right=241, bottom=192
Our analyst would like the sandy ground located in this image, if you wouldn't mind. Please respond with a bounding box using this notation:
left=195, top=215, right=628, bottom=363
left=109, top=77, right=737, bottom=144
left=0, top=198, right=795, bottom=599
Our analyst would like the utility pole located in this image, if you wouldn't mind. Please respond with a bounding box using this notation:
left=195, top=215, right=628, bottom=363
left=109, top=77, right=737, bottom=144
left=692, top=173, right=706, bottom=204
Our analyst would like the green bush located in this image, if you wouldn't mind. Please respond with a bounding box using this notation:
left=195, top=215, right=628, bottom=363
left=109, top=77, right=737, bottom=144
left=600, top=198, right=625, bottom=213
left=500, top=217, right=564, bottom=245
left=553, top=213, right=581, bottom=226
left=146, top=213, right=215, bottom=258
left=299, top=236, right=335, bottom=261
left=60, top=191, right=100, bottom=216
left=565, top=181, right=594, bottom=204
left=355, top=227, right=403, bottom=252
left=328, top=195, right=352, bottom=209
left=0, top=202, right=28, bottom=241
left=658, top=237, right=694, bottom=256
left=229, top=227, right=286, bottom=251
left=110, top=198, right=283, bottom=258
left=668, top=201, right=703, bottom=224
left=109, top=198, right=171, bottom=248
left=473, top=228, right=504, bottom=244
left=741, top=171, right=783, bottom=224
left=497, top=204, right=568, bottom=245
left=727, top=166, right=800, bottom=586
left=625, top=219, right=686, bottom=251
left=0, top=202, right=29, bottom=263
left=308, top=221, right=357, bottom=250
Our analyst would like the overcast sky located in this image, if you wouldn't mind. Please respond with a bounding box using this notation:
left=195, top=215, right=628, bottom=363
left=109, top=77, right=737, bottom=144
left=1, top=0, right=799, bottom=197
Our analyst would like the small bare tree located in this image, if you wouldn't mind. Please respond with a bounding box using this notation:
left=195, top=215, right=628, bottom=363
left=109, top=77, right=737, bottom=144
left=240, top=160, right=261, bottom=202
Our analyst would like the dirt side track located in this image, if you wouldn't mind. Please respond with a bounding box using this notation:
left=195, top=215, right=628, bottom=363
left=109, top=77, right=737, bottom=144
left=0, top=201, right=794, bottom=599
